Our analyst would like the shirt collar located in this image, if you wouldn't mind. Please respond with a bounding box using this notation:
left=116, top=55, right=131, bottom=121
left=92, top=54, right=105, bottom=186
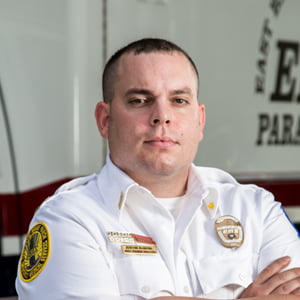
left=97, top=155, right=149, bottom=218
left=186, top=164, right=219, bottom=219
left=97, top=156, right=220, bottom=219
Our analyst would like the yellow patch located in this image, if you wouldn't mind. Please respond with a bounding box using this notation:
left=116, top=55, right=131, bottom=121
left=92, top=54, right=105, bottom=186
left=207, top=202, right=215, bottom=209
left=20, top=222, right=50, bottom=282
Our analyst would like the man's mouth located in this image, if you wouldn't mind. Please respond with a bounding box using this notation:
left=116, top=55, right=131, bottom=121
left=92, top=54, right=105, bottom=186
left=144, top=137, right=178, bottom=148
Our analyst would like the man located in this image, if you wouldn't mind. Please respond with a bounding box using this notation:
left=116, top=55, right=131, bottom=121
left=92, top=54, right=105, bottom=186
left=16, top=38, right=300, bottom=300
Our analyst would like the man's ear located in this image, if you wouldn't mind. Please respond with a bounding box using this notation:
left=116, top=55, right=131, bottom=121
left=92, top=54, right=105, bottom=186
left=95, top=101, right=110, bottom=139
left=198, top=103, right=206, bottom=141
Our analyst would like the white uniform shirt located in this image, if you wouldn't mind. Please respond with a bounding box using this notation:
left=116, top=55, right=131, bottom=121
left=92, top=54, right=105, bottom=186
left=16, top=157, right=300, bottom=300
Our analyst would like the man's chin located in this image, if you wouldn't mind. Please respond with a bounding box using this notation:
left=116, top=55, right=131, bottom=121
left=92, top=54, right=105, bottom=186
left=145, top=160, right=181, bottom=176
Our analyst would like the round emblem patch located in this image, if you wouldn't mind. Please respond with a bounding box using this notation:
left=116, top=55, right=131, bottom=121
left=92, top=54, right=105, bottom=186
left=20, top=222, right=50, bottom=282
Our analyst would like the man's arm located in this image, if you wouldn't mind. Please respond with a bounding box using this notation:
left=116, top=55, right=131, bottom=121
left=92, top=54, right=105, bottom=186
left=151, top=296, right=300, bottom=300
left=240, top=256, right=300, bottom=297
left=151, top=256, right=300, bottom=300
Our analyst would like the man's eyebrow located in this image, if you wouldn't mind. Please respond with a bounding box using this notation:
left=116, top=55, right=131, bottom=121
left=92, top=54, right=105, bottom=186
left=124, top=88, right=154, bottom=97
left=171, top=87, right=193, bottom=95
left=124, top=87, right=194, bottom=97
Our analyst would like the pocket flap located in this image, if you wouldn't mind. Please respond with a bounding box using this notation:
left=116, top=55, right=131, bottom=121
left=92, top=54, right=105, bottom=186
left=114, top=256, right=174, bottom=298
left=193, top=252, right=257, bottom=295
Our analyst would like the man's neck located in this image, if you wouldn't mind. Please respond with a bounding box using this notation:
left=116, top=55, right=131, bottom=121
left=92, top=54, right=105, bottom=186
left=129, top=170, right=189, bottom=198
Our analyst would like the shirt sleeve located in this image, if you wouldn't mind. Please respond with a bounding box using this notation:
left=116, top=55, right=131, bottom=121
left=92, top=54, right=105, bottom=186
left=257, top=190, right=300, bottom=272
left=15, top=195, right=122, bottom=300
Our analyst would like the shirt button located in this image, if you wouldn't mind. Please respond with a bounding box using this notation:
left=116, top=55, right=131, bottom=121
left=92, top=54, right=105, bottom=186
left=141, top=286, right=150, bottom=293
left=183, top=286, right=189, bottom=293
left=239, top=272, right=249, bottom=281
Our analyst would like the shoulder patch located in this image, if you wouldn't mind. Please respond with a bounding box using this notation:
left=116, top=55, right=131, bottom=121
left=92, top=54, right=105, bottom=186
left=20, top=222, right=50, bottom=282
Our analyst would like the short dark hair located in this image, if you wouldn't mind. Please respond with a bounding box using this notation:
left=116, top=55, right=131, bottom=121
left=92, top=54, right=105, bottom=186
left=102, top=38, right=199, bottom=103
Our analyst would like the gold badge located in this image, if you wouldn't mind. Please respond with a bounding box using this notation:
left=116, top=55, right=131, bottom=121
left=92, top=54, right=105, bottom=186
left=20, top=222, right=50, bottom=282
left=215, top=215, right=244, bottom=248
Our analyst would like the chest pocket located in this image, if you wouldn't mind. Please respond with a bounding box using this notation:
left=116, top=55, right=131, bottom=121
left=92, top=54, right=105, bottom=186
left=113, top=255, right=174, bottom=298
left=192, top=251, right=258, bottom=298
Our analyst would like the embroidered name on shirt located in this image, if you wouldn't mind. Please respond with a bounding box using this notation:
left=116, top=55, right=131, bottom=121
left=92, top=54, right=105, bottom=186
left=122, top=245, right=158, bottom=255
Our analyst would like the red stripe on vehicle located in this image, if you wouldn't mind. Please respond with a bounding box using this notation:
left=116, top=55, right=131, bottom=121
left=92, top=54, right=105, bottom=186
left=0, top=178, right=299, bottom=236
left=241, top=180, right=300, bottom=206
left=0, top=178, right=72, bottom=236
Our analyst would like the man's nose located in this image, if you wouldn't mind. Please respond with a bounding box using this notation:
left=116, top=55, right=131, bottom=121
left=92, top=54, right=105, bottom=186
left=150, top=101, right=171, bottom=126
left=152, top=118, right=170, bottom=125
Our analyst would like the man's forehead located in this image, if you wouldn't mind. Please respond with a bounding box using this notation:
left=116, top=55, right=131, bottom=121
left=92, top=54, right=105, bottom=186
left=115, top=50, right=199, bottom=96
left=118, top=51, right=197, bottom=80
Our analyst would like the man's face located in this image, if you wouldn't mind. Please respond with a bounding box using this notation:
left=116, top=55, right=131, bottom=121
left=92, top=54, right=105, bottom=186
left=96, top=51, right=205, bottom=183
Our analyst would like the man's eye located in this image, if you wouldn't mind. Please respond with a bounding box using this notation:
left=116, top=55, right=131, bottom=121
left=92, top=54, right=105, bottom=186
left=174, top=98, right=188, bottom=104
left=128, top=99, right=148, bottom=105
